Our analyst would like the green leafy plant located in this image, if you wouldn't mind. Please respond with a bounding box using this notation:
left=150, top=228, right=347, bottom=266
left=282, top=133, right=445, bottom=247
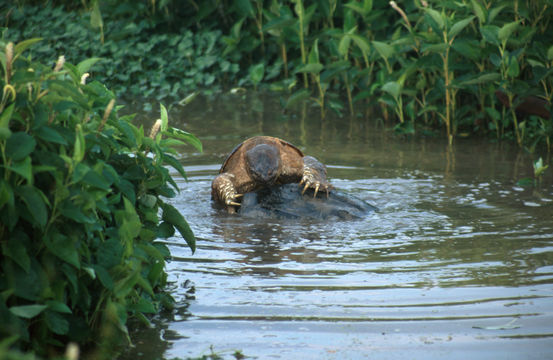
left=4, top=0, right=553, bottom=150
left=0, top=39, right=200, bottom=356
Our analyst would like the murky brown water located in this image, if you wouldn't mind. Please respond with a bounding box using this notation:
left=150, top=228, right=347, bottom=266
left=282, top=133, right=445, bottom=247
left=123, top=93, right=553, bottom=359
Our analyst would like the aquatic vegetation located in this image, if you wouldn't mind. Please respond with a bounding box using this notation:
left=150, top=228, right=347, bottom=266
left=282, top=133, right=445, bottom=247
left=3, top=1, right=552, bottom=148
left=0, top=39, right=200, bottom=356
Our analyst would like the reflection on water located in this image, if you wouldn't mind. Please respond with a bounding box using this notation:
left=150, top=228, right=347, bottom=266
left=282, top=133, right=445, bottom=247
left=123, top=93, right=553, bottom=359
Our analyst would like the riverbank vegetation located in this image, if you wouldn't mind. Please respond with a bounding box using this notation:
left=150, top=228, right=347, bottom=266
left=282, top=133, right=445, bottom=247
left=0, top=38, right=199, bottom=358
left=0, top=0, right=551, bottom=358
left=3, top=0, right=552, bottom=149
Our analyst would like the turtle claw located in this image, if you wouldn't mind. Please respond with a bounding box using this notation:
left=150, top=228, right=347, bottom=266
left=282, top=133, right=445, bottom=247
left=301, top=182, right=310, bottom=195
left=314, top=183, right=320, bottom=198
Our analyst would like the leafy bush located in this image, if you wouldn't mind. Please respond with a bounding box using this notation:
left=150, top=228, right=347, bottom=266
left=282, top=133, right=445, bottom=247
left=0, top=39, right=200, bottom=356
left=2, top=4, right=241, bottom=108
left=4, top=0, right=552, bottom=148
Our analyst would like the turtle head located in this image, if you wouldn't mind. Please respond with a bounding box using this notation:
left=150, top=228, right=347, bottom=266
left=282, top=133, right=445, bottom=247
left=245, top=144, right=281, bottom=186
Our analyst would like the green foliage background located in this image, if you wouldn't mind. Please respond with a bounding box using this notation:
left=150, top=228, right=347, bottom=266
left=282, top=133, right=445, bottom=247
left=0, top=38, right=200, bottom=357
left=3, top=0, right=553, bottom=148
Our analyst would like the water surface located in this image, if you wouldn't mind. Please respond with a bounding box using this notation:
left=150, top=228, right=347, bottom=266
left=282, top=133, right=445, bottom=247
left=124, top=93, right=553, bottom=359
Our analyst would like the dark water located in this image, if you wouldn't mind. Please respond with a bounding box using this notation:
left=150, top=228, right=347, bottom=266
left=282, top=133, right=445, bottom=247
left=124, top=94, right=553, bottom=359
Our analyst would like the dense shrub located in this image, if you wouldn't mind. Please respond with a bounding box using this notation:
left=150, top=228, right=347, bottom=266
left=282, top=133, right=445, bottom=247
left=0, top=39, right=200, bottom=356
left=2, top=5, right=241, bottom=108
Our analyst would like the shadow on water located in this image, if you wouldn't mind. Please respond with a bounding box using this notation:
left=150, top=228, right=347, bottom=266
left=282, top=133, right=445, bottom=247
left=121, top=93, right=553, bottom=360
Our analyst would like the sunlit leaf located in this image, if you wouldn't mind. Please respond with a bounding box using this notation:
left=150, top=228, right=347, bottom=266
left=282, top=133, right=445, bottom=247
left=498, top=20, right=520, bottom=42
left=372, top=41, right=395, bottom=59
left=424, top=8, right=445, bottom=30
left=13, top=38, right=43, bottom=59
left=249, top=63, right=265, bottom=84
left=480, top=25, right=500, bottom=45
left=448, top=16, right=475, bottom=39
left=10, top=304, right=48, bottom=319
left=163, top=127, right=202, bottom=152
left=470, top=0, right=486, bottom=24
left=73, top=124, right=85, bottom=163
left=0, top=103, right=14, bottom=140
left=77, top=57, right=103, bottom=75
left=296, top=63, right=324, bottom=74
left=381, top=81, right=401, bottom=99
left=160, top=103, right=169, bottom=132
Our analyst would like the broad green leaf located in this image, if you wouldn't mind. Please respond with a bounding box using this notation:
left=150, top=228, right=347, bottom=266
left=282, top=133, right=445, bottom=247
left=459, top=72, right=500, bottom=86
left=34, top=125, right=67, bottom=145
left=162, top=153, right=187, bottom=180
left=160, top=103, right=169, bottom=132
left=262, top=16, right=296, bottom=34
left=5, top=236, right=31, bottom=273
left=547, top=45, right=553, bottom=61
left=129, top=297, right=156, bottom=314
left=93, top=265, right=114, bottom=289
left=350, top=34, right=371, bottom=56
left=8, top=157, right=32, bottom=183
left=73, top=124, right=85, bottom=163
left=489, top=5, right=508, bottom=23
left=9, top=304, right=48, bottom=319
left=296, top=63, right=324, bottom=74
left=90, top=0, right=103, bottom=29
left=0, top=103, right=13, bottom=140
left=448, top=16, right=475, bottom=39
left=45, top=311, right=69, bottom=335
left=498, top=20, right=520, bottom=42
left=338, top=35, right=352, bottom=57
left=381, top=81, right=401, bottom=99
left=157, top=221, right=175, bottom=238
left=249, top=63, right=265, bottom=84
left=82, top=168, right=111, bottom=190
left=45, top=233, right=80, bottom=268
left=46, top=300, right=72, bottom=314
left=480, top=25, right=500, bottom=45
left=5, top=132, right=36, bottom=161
left=77, top=57, right=102, bottom=74
left=136, top=275, right=154, bottom=296
left=344, top=0, right=372, bottom=16
left=507, top=56, right=520, bottom=77
left=236, top=0, right=254, bottom=17
left=163, top=127, right=203, bottom=152
left=421, top=43, right=448, bottom=54
left=308, top=39, right=319, bottom=64
left=13, top=38, right=43, bottom=59
left=117, top=197, right=142, bottom=244
left=372, top=41, right=395, bottom=59
left=424, top=8, right=445, bottom=30
left=0, top=179, right=12, bottom=209
left=17, top=185, right=47, bottom=228
left=162, top=203, right=195, bottom=253
left=470, top=0, right=486, bottom=24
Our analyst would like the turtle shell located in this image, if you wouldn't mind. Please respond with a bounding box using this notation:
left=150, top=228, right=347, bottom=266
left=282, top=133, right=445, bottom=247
left=219, top=136, right=304, bottom=173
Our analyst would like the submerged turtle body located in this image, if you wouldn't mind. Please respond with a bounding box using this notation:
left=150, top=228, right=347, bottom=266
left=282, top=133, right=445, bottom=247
left=239, top=183, right=377, bottom=220
left=212, top=136, right=331, bottom=213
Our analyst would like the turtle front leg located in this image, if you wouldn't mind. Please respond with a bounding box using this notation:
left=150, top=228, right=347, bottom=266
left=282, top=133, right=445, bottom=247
left=212, top=173, right=243, bottom=213
left=300, top=156, right=332, bottom=197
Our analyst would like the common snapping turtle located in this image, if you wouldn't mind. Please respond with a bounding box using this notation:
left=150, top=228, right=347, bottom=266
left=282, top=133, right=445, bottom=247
left=212, top=136, right=331, bottom=213
left=238, top=183, right=377, bottom=220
